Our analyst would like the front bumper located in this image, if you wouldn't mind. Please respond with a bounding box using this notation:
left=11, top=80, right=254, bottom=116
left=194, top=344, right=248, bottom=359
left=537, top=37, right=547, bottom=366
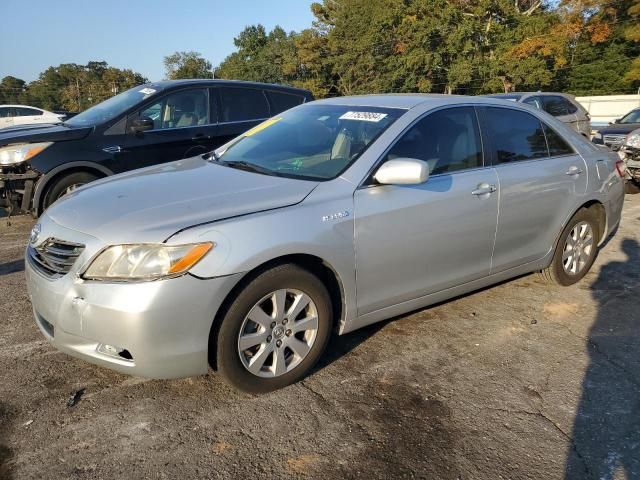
left=0, top=169, right=39, bottom=212
left=25, top=219, right=243, bottom=379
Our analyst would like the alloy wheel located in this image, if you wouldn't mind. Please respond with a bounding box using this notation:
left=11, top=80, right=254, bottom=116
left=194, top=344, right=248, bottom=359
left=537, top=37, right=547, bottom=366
left=562, top=221, right=594, bottom=275
left=237, top=289, right=319, bottom=378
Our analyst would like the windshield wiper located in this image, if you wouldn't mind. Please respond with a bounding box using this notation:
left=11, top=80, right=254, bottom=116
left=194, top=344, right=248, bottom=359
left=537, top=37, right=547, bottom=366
left=221, top=160, right=278, bottom=176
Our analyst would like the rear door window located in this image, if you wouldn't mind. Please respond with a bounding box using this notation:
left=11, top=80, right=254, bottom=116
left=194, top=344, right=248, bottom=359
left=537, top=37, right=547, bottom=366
left=15, top=107, right=42, bottom=116
left=543, top=124, right=575, bottom=157
left=0, top=107, right=12, bottom=118
left=484, top=107, right=548, bottom=163
left=219, top=87, right=270, bottom=122
left=266, top=91, right=305, bottom=114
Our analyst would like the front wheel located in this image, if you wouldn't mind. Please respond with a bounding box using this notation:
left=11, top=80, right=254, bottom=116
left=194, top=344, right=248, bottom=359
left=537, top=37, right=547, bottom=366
left=216, top=264, right=333, bottom=393
left=43, top=171, right=99, bottom=210
left=540, top=208, right=599, bottom=286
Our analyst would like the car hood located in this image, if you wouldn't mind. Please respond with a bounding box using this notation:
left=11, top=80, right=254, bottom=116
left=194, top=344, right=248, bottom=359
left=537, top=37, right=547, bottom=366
left=596, top=123, right=640, bottom=135
left=0, top=123, right=92, bottom=146
left=45, top=156, right=319, bottom=244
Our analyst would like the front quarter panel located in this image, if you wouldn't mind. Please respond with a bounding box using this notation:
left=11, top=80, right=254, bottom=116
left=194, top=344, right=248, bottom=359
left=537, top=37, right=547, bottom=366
left=167, top=179, right=358, bottom=332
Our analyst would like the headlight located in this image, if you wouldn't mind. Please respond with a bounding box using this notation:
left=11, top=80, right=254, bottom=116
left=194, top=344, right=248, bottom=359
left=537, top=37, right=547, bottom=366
left=0, top=142, right=53, bottom=166
left=625, top=129, right=640, bottom=149
left=83, top=242, right=214, bottom=281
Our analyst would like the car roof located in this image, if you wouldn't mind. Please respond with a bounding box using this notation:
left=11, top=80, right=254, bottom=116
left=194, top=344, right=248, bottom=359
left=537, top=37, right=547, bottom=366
left=310, top=94, right=528, bottom=110
left=143, top=79, right=312, bottom=96
left=0, top=104, right=45, bottom=109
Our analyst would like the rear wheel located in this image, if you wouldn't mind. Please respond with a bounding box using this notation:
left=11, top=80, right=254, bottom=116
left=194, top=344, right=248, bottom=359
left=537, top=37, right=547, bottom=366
left=540, top=208, right=599, bottom=286
left=43, top=171, right=99, bottom=210
left=216, top=264, right=333, bottom=393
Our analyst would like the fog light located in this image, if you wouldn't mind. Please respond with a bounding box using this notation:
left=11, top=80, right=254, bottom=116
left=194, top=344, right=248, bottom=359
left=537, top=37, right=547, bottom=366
left=97, top=343, right=133, bottom=361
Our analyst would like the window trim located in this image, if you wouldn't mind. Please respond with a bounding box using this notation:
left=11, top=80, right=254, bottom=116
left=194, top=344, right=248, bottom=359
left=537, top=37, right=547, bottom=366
left=359, top=104, right=488, bottom=189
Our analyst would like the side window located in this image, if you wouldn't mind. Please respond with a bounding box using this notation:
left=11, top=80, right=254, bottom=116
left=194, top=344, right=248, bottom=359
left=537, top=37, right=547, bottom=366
left=522, top=96, right=543, bottom=110
left=566, top=100, right=578, bottom=114
left=485, top=107, right=548, bottom=163
left=385, top=107, right=483, bottom=175
left=0, top=107, right=11, bottom=118
left=15, top=107, right=42, bottom=116
left=267, top=91, right=304, bottom=114
left=543, top=96, right=569, bottom=116
left=543, top=124, right=575, bottom=156
left=137, top=89, right=209, bottom=130
left=219, top=87, right=269, bottom=122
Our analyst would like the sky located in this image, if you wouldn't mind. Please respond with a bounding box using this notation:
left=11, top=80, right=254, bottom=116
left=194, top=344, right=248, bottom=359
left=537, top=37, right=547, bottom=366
left=0, top=0, right=316, bottom=83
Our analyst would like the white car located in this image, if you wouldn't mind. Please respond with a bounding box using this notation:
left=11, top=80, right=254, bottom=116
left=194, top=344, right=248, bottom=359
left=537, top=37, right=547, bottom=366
left=0, top=105, right=65, bottom=129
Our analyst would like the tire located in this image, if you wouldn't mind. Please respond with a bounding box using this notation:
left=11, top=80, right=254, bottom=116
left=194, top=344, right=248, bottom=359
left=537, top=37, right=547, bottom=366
left=625, top=180, right=640, bottom=194
left=539, top=208, right=600, bottom=286
left=43, top=171, right=99, bottom=210
left=216, top=264, right=333, bottom=393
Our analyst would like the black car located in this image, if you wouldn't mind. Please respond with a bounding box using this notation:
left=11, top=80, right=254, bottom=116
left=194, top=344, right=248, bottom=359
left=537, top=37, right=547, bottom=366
left=592, top=108, right=640, bottom=150
left=0, top=80, right=313, bottom=215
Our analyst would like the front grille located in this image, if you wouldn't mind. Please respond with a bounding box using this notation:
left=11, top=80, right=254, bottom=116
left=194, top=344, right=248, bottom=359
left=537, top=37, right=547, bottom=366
left=28, top=238, right=85, bottom=279
left=603, top=134, right=626, bottom=147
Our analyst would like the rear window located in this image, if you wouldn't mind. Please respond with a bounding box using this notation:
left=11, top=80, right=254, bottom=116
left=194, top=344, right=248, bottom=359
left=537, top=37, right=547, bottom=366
left=219, top=87, right=270, bottom=122
left=267, top=91, right=305, bottom=114
left=543, top=96, right=570, bottom=116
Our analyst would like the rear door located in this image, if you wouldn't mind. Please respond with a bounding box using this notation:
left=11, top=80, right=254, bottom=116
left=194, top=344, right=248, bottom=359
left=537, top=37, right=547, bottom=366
left=13, top=107, right=45, bottom=126
left=354, top=106, right=499, bottom=315
left=542, top=95, right=579, bottom=132
left=112, top=87, right=216, bottom=171
left=481, top=106, right=588, bottom=273
left=215, top=86, right=271, bottom=146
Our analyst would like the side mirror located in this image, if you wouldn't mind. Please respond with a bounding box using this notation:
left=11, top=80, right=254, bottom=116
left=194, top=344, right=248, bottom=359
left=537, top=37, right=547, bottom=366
left=130, top=117, right=154, bottom=133
left=374, top=158, right=430, bottom=185
left=611, top=118, right=621, bottom=124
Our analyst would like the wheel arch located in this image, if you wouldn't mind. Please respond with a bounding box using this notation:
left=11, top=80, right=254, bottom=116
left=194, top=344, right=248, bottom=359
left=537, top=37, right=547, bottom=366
left=33, top=161, right=113, bottom=216
left=552, top=199, right=607, bottom=257
left=207, top=253, right=345, bottom=370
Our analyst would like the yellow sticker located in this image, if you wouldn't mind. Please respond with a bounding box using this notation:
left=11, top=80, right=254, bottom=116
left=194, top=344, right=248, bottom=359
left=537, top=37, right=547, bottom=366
left=243, top=117, right=282, bottom=137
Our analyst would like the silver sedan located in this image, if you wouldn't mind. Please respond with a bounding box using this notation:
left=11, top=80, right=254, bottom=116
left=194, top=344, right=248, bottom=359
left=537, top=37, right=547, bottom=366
left=25, top=95, right=625, bottom=392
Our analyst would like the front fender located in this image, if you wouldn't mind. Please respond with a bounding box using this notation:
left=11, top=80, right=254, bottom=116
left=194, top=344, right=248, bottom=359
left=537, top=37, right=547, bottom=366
left=33, top=161, right=114, bottom=215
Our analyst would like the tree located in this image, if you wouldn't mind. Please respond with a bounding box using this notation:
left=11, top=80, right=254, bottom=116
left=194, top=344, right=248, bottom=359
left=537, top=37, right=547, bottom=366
left=163, top=51, right=212, bottom=79
left=0, top=76, right=27, bottom=104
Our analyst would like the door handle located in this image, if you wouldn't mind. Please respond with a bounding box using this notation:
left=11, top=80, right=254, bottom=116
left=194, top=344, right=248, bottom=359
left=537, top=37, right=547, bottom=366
left=566, top=166, right=583, bottom=176
left=471, top=184, right=497, bottom=196
left=102, top=145, right=123, bottom=154
left=192, top=134, right=212, bottom=143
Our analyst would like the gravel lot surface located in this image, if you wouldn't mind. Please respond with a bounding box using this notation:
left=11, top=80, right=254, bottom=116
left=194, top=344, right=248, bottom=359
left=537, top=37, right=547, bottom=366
left=1, top=195, right=639, bottom=480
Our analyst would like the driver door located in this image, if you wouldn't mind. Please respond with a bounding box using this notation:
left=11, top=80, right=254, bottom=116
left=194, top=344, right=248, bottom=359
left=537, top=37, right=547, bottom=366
left=112, top=88, right=217, bottom=171
left=353, top=107, right=499, bottom=315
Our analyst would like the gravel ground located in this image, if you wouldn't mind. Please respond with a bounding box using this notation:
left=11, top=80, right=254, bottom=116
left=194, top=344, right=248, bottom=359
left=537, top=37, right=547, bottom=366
left=1, top=195, right=639, bottom=480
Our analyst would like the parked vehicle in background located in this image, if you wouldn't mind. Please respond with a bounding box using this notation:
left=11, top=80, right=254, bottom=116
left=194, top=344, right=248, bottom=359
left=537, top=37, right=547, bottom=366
left=592, top=108, right=640, bottom=151
left=0, top=80, right=313, bottom=215
left=620, top=127, right=640, bottom=193
left=0, top=105, right=65, bottom=129
left=26, top=95, right=624, bottom=393
left=485, top=92, right=591, bottom=137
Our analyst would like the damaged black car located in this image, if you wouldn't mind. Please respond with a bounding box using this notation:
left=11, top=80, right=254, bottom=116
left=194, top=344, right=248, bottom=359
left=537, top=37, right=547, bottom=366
left=0, top=79, right=312, bottom=216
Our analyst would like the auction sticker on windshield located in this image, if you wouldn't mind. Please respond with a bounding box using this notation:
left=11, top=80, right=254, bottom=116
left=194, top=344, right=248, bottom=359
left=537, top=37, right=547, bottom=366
left=340, top=111, right=388, bottom=122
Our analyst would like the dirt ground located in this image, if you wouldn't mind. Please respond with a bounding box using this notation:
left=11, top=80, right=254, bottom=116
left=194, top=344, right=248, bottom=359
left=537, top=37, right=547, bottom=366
left=1, top=195, right=639, bottom=480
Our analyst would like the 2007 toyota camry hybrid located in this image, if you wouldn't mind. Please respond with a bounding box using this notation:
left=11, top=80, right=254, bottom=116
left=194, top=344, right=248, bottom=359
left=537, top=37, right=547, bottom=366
left=26, top=95, right=625, bottom=393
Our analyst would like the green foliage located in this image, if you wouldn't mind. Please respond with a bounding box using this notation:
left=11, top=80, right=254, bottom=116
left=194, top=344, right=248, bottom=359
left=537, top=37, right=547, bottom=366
left=1, top=62, right=147, bottom=111
left=214, top=0, right=640, bottom=97
left=163, top=51, right=212, bottom=80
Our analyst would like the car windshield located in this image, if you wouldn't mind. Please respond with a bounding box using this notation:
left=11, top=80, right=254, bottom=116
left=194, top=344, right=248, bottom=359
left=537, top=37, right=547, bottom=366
left=215, top=104, right=405, bottom=180
left=65, top=85, right=162, bottom=127
left=620, top=110, right=640, bottom=124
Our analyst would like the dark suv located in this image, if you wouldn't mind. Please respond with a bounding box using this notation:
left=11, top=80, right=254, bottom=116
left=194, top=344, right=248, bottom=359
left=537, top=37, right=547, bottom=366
left=0, top=80, right=313, bottom=215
